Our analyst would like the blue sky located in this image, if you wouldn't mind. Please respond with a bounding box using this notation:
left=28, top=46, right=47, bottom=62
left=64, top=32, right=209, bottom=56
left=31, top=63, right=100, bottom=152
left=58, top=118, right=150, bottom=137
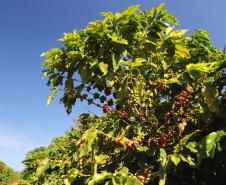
left=0, top=0, right=226, bottom=172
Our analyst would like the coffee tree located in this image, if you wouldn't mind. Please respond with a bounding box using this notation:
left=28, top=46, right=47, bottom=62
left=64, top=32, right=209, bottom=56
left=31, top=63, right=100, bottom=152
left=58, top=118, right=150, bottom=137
left=20, top=4, right=226, bottom=185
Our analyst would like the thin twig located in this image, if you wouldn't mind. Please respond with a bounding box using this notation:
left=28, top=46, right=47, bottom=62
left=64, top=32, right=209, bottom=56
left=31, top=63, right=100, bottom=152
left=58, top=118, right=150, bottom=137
left=73, top=119, right=84, bottom=132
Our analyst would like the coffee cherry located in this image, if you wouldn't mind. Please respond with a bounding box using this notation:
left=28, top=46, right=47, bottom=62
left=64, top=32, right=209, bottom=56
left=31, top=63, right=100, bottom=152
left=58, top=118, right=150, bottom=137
left=158, top=83, right=165, bottom=88
left=186, top=87, right=193, bottom=92
left=104, top=87, right=112, bottom=96
left=103, top=105, right=110, bottom=113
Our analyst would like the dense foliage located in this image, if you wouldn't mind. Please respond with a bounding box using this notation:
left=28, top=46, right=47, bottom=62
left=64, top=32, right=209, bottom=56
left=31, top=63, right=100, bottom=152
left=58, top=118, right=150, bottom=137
left=21, top=146, right=47, bottom=180
left=20, top=4, right=226, bottom=185
left=0, top=161, right=20, bottom=185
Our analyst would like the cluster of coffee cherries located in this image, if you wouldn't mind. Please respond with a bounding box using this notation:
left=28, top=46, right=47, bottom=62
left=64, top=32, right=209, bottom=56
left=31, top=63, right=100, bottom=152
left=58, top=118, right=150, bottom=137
left=157, top=135, right=170, bottom=148
left=127, top=138, right=138, bottom=149
left=137, top=169, right=152, bottom=184
left=158, top=82, right=165, bottom=88
left=115, top=137, right=138, bottom=150
left=121, top=110, right=127, bottom=116
left=140, top=111, right=146, bottom=116
left=104, top=87, right=112, bottom=96
left=77, top=158, right=86, bottom=170
left=164, top=87, right=193, bottom=124
left=103, top=105, right=110, bottom=113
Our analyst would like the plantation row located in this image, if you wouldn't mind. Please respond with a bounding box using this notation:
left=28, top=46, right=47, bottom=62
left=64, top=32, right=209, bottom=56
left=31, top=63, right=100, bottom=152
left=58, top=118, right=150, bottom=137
left=0, top=161, right=20, bottom=185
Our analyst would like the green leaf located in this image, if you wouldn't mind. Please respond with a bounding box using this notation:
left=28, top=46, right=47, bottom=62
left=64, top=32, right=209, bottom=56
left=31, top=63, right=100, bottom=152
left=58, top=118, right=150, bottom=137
left=157, top=3, right=165, bottom=14
left=82, top=129, right=96, bottom=140
left=118, top=167, right=128, bottom=175
left=131, top=58, right=146, bottom=67
left=137, top=82, right=143, bottom=97
left=175, top=44, right=190, bottom=58
left=88, top=171, right=113, bottom=185
left=147, top=7, right=156, bottom=25
left=41, top=48, right=61, bottom=67
left=87, top=130, right=98, bottom=151
left=108, top=73, right=115, bottom=87
left=99, top=62, right=108, bottom=75
left=201, top=83, right=220, bottom=112
left=112, top=176, right=122, bottom=185
left=121, top=75, right=128, bottom=96
left=159, top=158, right=167, bottom=185
left=112, top=54, right=122, bottom=72
left=197, top=138, right=206, bottom=164
left=166, top=26, right=175, bottom=37
left=36, top=158, right=49, bottom=176
left=95, top=154, right=107, bottom=164
left=88, top=58, right=99, bottom=66
left=163, top=14, right=180, bottom=25
left=179, top=154, right=196, bottom=166
left=180, top=130, right=200, bottom=145
left=160, top=148, right=167, bottom=158
left=185, top=63, right=209, bottom=73
left=122, top=5, right=140, bottom=16
left=168, top=30, right=188, bottom=37
left=47, top=88, right=59, bottom=105
left=186, top=142, right=198, bottom=153
left=99, top=12, right=113, bottom=20
left=108, top=33, right=128, bottom=45
left=171, top=153, right=181, bottom=166
left=166, top=77, right=180, bottom=84
left=205, top=132, right=220, bottom=158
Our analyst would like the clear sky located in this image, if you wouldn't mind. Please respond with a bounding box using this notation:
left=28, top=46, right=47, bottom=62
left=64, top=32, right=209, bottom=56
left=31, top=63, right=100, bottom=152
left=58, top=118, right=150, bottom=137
left=0, top=0, right=226, bottom=172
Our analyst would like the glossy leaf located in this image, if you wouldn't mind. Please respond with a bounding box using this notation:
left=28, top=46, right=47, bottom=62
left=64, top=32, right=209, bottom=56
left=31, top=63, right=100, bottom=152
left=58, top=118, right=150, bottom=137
left=171, top=153, right=181, bottom=166
left=205, top=132, right=220, bottom=158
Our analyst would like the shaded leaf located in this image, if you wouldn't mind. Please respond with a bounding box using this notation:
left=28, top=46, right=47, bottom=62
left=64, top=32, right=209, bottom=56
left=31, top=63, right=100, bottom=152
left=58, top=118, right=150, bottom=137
left=112, top=54, right=122, bottom=72
left=201, top=83, right=220, bottom=112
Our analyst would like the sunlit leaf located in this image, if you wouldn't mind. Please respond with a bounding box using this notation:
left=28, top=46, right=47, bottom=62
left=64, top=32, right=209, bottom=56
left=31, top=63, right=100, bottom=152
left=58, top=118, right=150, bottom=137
left=99, top=62, right=108, bottom=75
left=201, top=83, right=220, bottom=112
left=205, top=132, right=220, bottom=158
left=171, top=153, right=181, bottom=166
left=175, top=44, right=190, bottom=58
left=47, top=88, right=59, bottom=105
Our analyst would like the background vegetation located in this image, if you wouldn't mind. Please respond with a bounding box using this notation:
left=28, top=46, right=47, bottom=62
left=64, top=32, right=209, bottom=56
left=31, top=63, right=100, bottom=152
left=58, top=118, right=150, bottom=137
left=0, top=161, right=21, bottom=185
